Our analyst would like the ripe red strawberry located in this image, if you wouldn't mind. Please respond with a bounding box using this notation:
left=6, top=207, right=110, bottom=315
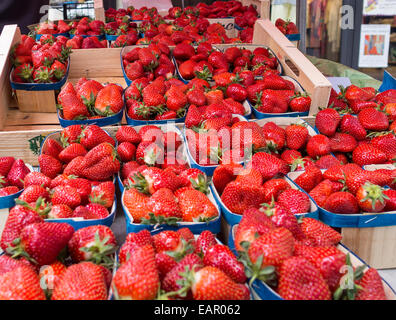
left=123, top=188, right=150, bottom=223
left=58, top=143, right=87, bottom=164
left=135, top=141, right=164, bottom=167
left=352, top=144, right=387, bottom=167
left=177, top=266, right=250, bottom=300
left=358, top=108, right=389, bottom=131
left=60, top=125, right=82, bottom=145
left=65, top=177, right=92, bottom=204
left=162, top=253, right=203, bottom=299
left=315, top=154, right=341, bottom=169
left=60, top=92, right=90, bottom=120
left=289, top=94, right=311, bottom=112
left=118, top=230, right=153, bottom=265
left=156, top=252, right=177, bottom=281
left=344, top=169, right=370, bottom=195
left=0, top=265, right=46, bottom=300
left=278, top=256, right=331, bottom=300
left=0, top=204, right=44, bottom=251
left=344, top=85, right=375, bottom=102
left=115, top=126, right=141, bottom=145
left=370, top=133, right=396, bottom=161
left=285, top=124, right=309, bottom=150
left=23, top=172, right=51, bottom=189
left=309, top=179, right=337, bottom=207
left=68, top=225, right=116, bottom=266
left=80, top=143, right=120, bottom=181
left=52, top=262, right=108, bottom=300
left=300, top=218, right=342, bottom=246
left=306, top=135, right=330, bottom=159
left=329, top=132, right=357, bottom=153
left=85, top=203, right=109, bottom=219
left=89, top=181, right=114, bottom=208
left=340, top=115, right=367, bottom=141
left=7, top=222, right=74, bottom=266
left=294, top=166, right=323, bottom=192
left=250, top=152, right=289, bottom=181
left=212, top=163, right=242, bottom=195
left=177, top=188, right=218, bottom=222
left=294, top=245, right=346, bottom=293
left=195, top=230, right=217, bottom=256
left=7, top=159, right=30, bottom=189
left=132, top=167, right=180, bottom=195
left=356, top=182, right=387, bottom=213
left=79, top=125, right=115, bottom=150
left=48, top=204, right=73, bottom=219
left=203, top=244, right=246, bottom=284
left=277, top=189, right=311, bottom=214
left=42, top=138, right=63, bottom=159
left=262, top=178, right=291, bottom=202
left=384, top=189, right=396, bottom=211
left=323, top=163, right=362, bottom=182
left=0, top=157, right=15, bottom=176
left=112, top=244, right=159, bottom=300
left=0, top=255, right=35, bottom=275
left=324, top=191, right=360, bottom=214
left=221, top=180, right=265, bottom=215
left=315, top=109, right=341, bottom=137
left=38, top=154, right=62, bottom=179
left=19, top=185, right=49, bottom=203
left=63, top=156, right=84, bottom=177
left=38, top=260, right=67, bottom=293
left=0, top=186, right=20, bottom=196
left=356, top=268, right=387, bottom=300
left=146, top=187, right=182, bottom=220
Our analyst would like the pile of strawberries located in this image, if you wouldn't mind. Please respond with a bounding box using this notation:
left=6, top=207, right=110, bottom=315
left=34, top=20, right=72, bottom=35
left=316, top=94, right=396, bottom=167
left=291, top=163, right=396, bottom=214
left=105, top=7, right=130, bottom=22
left=122, top=43, right=175, bottom=82
left=104, top=16, right=139, bottom=48
left=125, top=76, right=191, bottom=122
left=0, top=221, right=117, bottom=300
left=58, top=78, right=124, bottom=120
left=113, top=229, right=250, bottom=300
left=0, top=157, right=30, bottom=197
left=275, top=18, right=299, bottom=35
left=234, top=210, right=388, bottom=300
left=35, top=125, right=118, bottom=220
left=11, top=34, right=71, bottom=84
left=213, top=161, right=311, bottom=216
left=66, top=34, right=108, bottom=49
left=69, top=17, right=104, bottom=37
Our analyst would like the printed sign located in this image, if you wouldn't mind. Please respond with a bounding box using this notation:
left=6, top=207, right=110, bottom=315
left=363, top=0, right=396, bottom=16
left=358, top=24, right=391, bottom=68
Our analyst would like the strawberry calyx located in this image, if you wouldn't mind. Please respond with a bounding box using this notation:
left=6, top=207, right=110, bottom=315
left=15, top=196, right=51, bottom=218
left=34, top=67, right=53, bottom=83
left=6, top=238, right=37, bottom=264
left=237, top=241, right=277, bottom=288
left=140, top=212, right=181, bottom=227
left=359, top=182, right=389, bottom=211
left=81, top=92, right=96, bottom=111
left=189, top=174, right=209, bottom=194
left=78, top=230, right=117, bottom=269
left=126, top=173, right=150, bottom=194
left=333, top=254, right=365, bottom=300
left=17, top=64, right=34, bottom=82
left=194, top=65, right=213, bottom=81
left=164, top=238, right=194, bottom=262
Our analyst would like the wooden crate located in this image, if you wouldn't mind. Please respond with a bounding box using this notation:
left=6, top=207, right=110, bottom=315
left=252, top=19, right=331, bottom=117
left=341, top=226, right=396, bottom=269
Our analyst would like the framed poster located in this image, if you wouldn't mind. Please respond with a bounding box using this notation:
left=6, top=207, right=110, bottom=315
left=358, top=24, right=391, bottom=68
left=363, top=0, right=396, bottom=16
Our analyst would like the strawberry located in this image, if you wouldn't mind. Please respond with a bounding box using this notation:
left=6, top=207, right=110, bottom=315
left=135, top=142, right=164, bottom=166
left=131, top=167, right=180, bottom=195
left=0, top=157, right=15, bottom=176
left=7, top=222, right=74, bottom=266
left=384, top=189, right=396, bottom=211
left=221, top=180, right=265, bottom=215
left=178, top=168, right=209, bottom=194
left=315, top=109, right=341, bottom=137
left=203, top=244, right=246, bottom=284
left=195, top=230, right=217, bottom=256
left=306, top=135, right=331, bottom=159
left=185, top=105, right=203, bottom=128
left=65, top=177, right=92, bottom=204
left=79, top=125, right=115, bottom=150
left=60, top=92, right=90, bottom=120
left=47, top=204, right=73, bottom=219
left=0, top=255, right=35, bottom=275
left=187, top=88, right=207, bottom=107
left=309, top=179, right=337, bottom=207
left=358, top=108, right=389, bottom=131
left=123, top=188, right=150, bottom=223
left=85, top=203, right=109, bottom=219
left=323, top=163, right=361, bottom=182
left=294, top=166, right=323, bottom=192
left=60, top=125, right=82, bottom=146
left=89, top=181, right=114, bottom=208
left=112, top=244, right=159, bottom=300
left=289, top=94, right=311, bottom=112
left=116, top=126, right=141, bottom=145
left=344, top=85, right=375, bottom=102
left=118, top=230, right=153, bottom=265
left=177, top=188, right=218, bottom=222
left=370, top=133, right=396, bottom=161
left=344, top=169, right=370, bottom=195
left=58, top=143, right=87, bottom=163
left=39, top=260, right=67, bottom=293
left=156, top=252, right=178, bottom=281
left=285, top=124, right=309, bottom=150
left=51, top=185, right=81, bottom=209
left=352, top=144, right=387, bottom=167
left=315, top=155, right=341, bottom=169
left=329, top=132, right=357, bottom=153
left=226, top=83, right=247, bottom=102
left=68, top=225, right=116, bottom=267
left=356, top=182, right=388, bottom=213
left=38, top=154, right=62, bottom=179
left=278, top=256, right=331, bottom=300
left=63, top=156, right=84, bottom=177
left=223, top=98, right=245, bottom=115
left=340, top=115, right=367, bottom=141
left=19, top=185, right=49, bottom=203
left=95, top=84, right=124, bottom=115
left=277, top=189, right=311, bottom=215
left=0, top=265, right=46, bottom=300
left=300, top=218, right=342, bottom=246
left=250, top=152, right=289, bottom=181
left=295, top=245, right=346, bottom=292
left=52, top=262, right=108, bottom=300
left=145, top=188, right=182, bottom=221
left=176, top=266, right=250, bottom=300
left=0, top=186, right=20, bottom=196
left=0, top=204, right=44, bottom=251
left=23, top=172, right=51, bottom=189
left=262, top=122, right=286, bottom=151
left=324, top=191, right=360, bottom=214
left=212, top=163, right=243, bottom=195
left=80, top=143, right=120, bottom=181
left=262, top=178, right=291, bottom=202
left=7, top=159, right=30, bottom=189
left=356, top=268, right=387, bottom=300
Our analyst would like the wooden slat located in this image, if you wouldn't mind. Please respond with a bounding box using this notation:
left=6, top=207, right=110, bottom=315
left=252, top=19, right=332, bottom=115
left=69, top=48, right=123, bottom=79
left=5, top=110, right=59, bottom=126
left=15, top=89, right=56, bottom=113
left=0, top=25, right=21, bottom=130
left=342, top=226, right=396, bottom=269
